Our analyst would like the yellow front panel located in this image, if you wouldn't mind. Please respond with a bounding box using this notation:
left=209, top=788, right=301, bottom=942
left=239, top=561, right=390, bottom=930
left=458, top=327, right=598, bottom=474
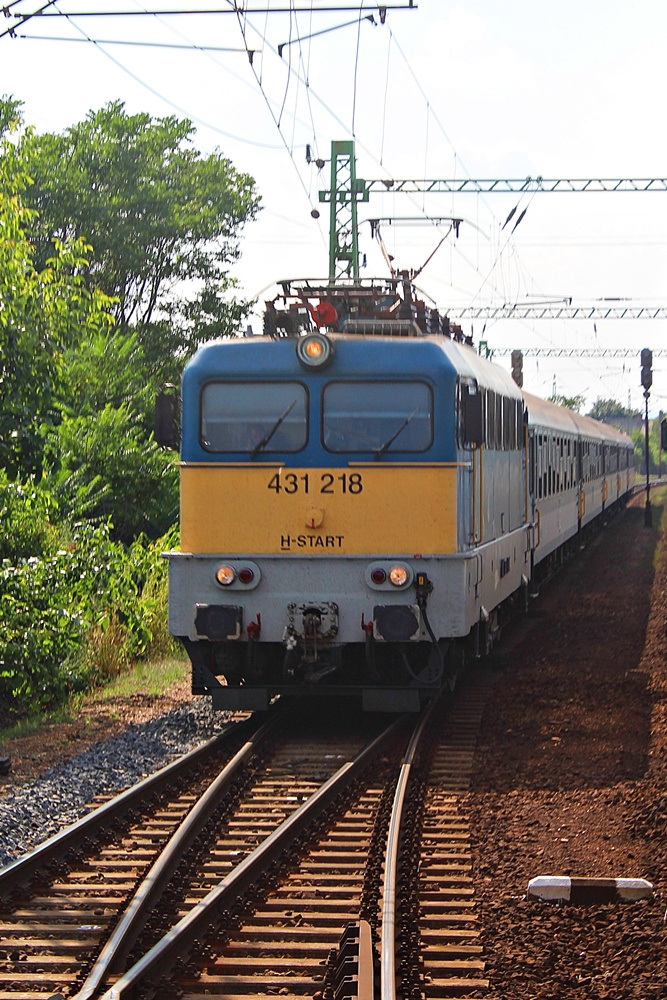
left=180, top=464, right=458, bottom=555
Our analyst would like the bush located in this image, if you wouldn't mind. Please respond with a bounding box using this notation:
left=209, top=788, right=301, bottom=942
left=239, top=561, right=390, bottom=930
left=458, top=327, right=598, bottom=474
left=46, top=404, right=178, bottom=544
left=0, top=471, right=61, bottom=561
left=0, top=493, right=178, bottom=716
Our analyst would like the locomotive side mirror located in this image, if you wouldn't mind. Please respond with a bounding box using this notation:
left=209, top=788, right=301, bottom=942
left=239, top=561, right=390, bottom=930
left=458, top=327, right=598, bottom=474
left=155, top=389, right=180, bottom=449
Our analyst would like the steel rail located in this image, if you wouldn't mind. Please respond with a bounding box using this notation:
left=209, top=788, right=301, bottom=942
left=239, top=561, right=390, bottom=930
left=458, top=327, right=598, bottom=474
left=0, top=713, right=256, bottom=895
left=99, top=716, right=407, bottom=1000
left=380, top=692, right=444, bottom=1000
left=71, top=714, right=280, bottom=1000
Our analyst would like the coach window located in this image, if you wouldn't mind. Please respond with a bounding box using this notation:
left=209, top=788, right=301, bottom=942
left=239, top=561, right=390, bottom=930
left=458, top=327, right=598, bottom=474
left=487, top=391, right=496, bottom=449
left=502, top=397, right=510, bottom=449
left=200, top=381, right=308, bottom=453
left=495, top=394, right=503, bottom=449
left=322, top=380, right=433, bottom=453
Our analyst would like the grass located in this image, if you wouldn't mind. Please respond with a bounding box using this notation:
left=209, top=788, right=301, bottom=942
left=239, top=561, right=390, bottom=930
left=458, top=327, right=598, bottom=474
left=649, top=486, right=667, bottom=573
left=0, top=653, right=190, bottom=746
left=0, top=709, right=77, bottom=744
left=91, top=654, right=189, bottom=702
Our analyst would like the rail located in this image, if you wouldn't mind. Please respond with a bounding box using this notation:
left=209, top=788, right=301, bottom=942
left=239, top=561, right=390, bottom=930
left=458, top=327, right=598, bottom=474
left=0, top=713, right=256, bottom=895
left=72, top=714, right=279, bottom=1000
left=99, top=716, right=406, bottom=999
left=380, top=691, right=443, bottom=999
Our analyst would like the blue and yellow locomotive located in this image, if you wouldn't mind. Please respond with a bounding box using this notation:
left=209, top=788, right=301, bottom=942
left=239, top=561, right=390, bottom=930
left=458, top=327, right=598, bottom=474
left=163, top=276, right=634, bottom=711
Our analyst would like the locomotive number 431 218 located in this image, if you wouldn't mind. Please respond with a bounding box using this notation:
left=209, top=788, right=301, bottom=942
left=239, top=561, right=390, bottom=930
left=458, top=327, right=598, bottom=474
left=267, top=472, right=364, bottom=495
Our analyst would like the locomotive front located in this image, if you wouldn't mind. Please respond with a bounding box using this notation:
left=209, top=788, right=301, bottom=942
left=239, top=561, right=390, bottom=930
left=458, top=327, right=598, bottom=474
left=166, top=282, right=485, bottom=711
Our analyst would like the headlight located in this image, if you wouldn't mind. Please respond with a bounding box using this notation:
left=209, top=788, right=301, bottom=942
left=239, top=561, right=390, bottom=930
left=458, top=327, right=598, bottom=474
left=389, top=565, right=409, bottom=587
left=215, top=564, right=236, bottom=586
left=296, top=333, right=333, bottom=368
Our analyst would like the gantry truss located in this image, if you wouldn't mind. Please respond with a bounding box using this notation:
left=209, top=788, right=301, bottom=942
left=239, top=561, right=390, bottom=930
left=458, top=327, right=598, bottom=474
left=365, top=177, right=667, bottom=194
left=488, top=348, right=667, bottom=358
left=448, top=304, right=667, bottom=320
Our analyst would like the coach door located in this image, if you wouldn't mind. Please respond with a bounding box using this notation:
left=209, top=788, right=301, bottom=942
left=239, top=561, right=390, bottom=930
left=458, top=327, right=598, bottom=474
left=460, top=379, right=484, bottom=545
left=576, top=438, right=584, bottom=530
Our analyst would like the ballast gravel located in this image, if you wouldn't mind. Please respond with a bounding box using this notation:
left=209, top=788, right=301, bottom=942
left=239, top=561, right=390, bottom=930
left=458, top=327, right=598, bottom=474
left=0, top=697, right=223, bottom=869
left=468, top=496, right=667, bottom=998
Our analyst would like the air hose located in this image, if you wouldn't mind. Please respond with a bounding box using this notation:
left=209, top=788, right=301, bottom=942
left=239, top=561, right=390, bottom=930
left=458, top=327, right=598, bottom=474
left=414, top=572, right=446, bottom=685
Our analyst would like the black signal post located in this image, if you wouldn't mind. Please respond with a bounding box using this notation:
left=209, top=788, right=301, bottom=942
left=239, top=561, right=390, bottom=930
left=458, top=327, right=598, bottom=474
left=641, top=348, right=653, bottom=526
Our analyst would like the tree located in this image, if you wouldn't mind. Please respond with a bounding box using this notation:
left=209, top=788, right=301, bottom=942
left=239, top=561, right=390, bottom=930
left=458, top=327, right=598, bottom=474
left=1, top=99, right=260, bottom=539
left=0, top=124, right=113, bottom=476
left=46, top=404, right=178, bottom=543
left=0, top=95, right=22, bottom=136
left=23, top=102, right=261, bottom=369
left=587, top=397, right=640, bottom=422
left=549, top=393, right=586, bottom=413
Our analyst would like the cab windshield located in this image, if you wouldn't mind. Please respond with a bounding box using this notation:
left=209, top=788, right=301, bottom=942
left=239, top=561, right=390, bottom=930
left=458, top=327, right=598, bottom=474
left=201, top=381, right=308, bottom=453
left=322, top=381, right=433, bottom=453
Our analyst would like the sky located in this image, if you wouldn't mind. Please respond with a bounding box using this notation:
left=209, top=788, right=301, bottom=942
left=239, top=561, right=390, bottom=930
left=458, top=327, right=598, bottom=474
left=1, top=0, right=667, bottom=413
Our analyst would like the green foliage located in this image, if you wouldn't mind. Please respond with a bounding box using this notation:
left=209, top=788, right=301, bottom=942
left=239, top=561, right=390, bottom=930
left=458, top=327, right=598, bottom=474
left=0, top=471, right=60, bottom=561
left=0, top=95, right=23, bottom=136
left=587, top=397, right=640, bottom=422
left=23, top=101, right=260, bottom=368
left=45, top=325, right=179, bottom=538
left=46, top=405, right=178, bottom=543
left=0, top=482, right=178, bottom=715
left=0, top=130, right=114, bottom=475
left=548, top=392, right=586, bottom=413
left=0, top=99, right=261, bottom=715
left=1, top=518, right=126, bottom=711
left=59, top=328, right=155, bottom=419
left=632, top=418, right=666, bottom=476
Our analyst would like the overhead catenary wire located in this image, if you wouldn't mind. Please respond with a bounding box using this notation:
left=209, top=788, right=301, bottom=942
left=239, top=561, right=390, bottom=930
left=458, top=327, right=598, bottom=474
left=233, top=3, right=328, bottom=243
left=350, top=2, right=365, bottom=135
left=9, top=0, right=652, bottom=352
left=0, top=0, right=58, bottom=40
left=292, top=2, right=323, bottom=196
left=379, top=27, right=391, bottom=165
left=381, top=24, right=557, bottom=322
left=55, top=9, right=285, bottom=148
left=277, top=12, right=376, bottom=56
left=276, top=3, right=295, bottom=129
left=4, top=3, right=418, bottom=16
left=253, top=13, right=518, bottom=302
left=11, top=32, right=255, bottom=53
left=9, top=0, right=503, bottom=303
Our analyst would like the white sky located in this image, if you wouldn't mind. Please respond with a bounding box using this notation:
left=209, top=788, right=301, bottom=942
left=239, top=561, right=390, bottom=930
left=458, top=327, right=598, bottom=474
left=1, top=0, right=666, bottom=413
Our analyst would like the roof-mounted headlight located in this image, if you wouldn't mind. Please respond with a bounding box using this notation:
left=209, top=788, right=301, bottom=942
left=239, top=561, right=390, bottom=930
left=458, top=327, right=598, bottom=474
left=296, top=333, right=333, bottom=369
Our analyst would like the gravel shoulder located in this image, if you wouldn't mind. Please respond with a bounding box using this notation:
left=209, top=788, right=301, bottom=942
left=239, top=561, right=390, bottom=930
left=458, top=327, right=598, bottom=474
left=0, top=678, right=226, bottom=868
left=470, top=491, right=667, bottom=999
left=0, top=675, right=195, bottom=791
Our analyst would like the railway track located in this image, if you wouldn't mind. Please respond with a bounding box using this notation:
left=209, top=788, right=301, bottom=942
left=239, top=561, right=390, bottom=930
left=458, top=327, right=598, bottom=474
left=0, top=677, right=494, bottom=1000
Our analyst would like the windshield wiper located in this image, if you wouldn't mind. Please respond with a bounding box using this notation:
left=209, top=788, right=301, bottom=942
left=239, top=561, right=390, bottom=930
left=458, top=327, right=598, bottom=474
left=374, top=406, right=420, bottom=461
left=250, top=399, right=297, bottom=459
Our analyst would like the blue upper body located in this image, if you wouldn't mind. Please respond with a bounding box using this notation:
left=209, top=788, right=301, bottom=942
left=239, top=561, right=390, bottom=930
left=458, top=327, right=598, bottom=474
left=180, top=336, right=467, bottom=468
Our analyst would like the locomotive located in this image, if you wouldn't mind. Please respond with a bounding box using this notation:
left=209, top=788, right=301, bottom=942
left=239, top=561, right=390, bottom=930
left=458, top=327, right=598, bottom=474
left=159, top=275, right=634, bottom=712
